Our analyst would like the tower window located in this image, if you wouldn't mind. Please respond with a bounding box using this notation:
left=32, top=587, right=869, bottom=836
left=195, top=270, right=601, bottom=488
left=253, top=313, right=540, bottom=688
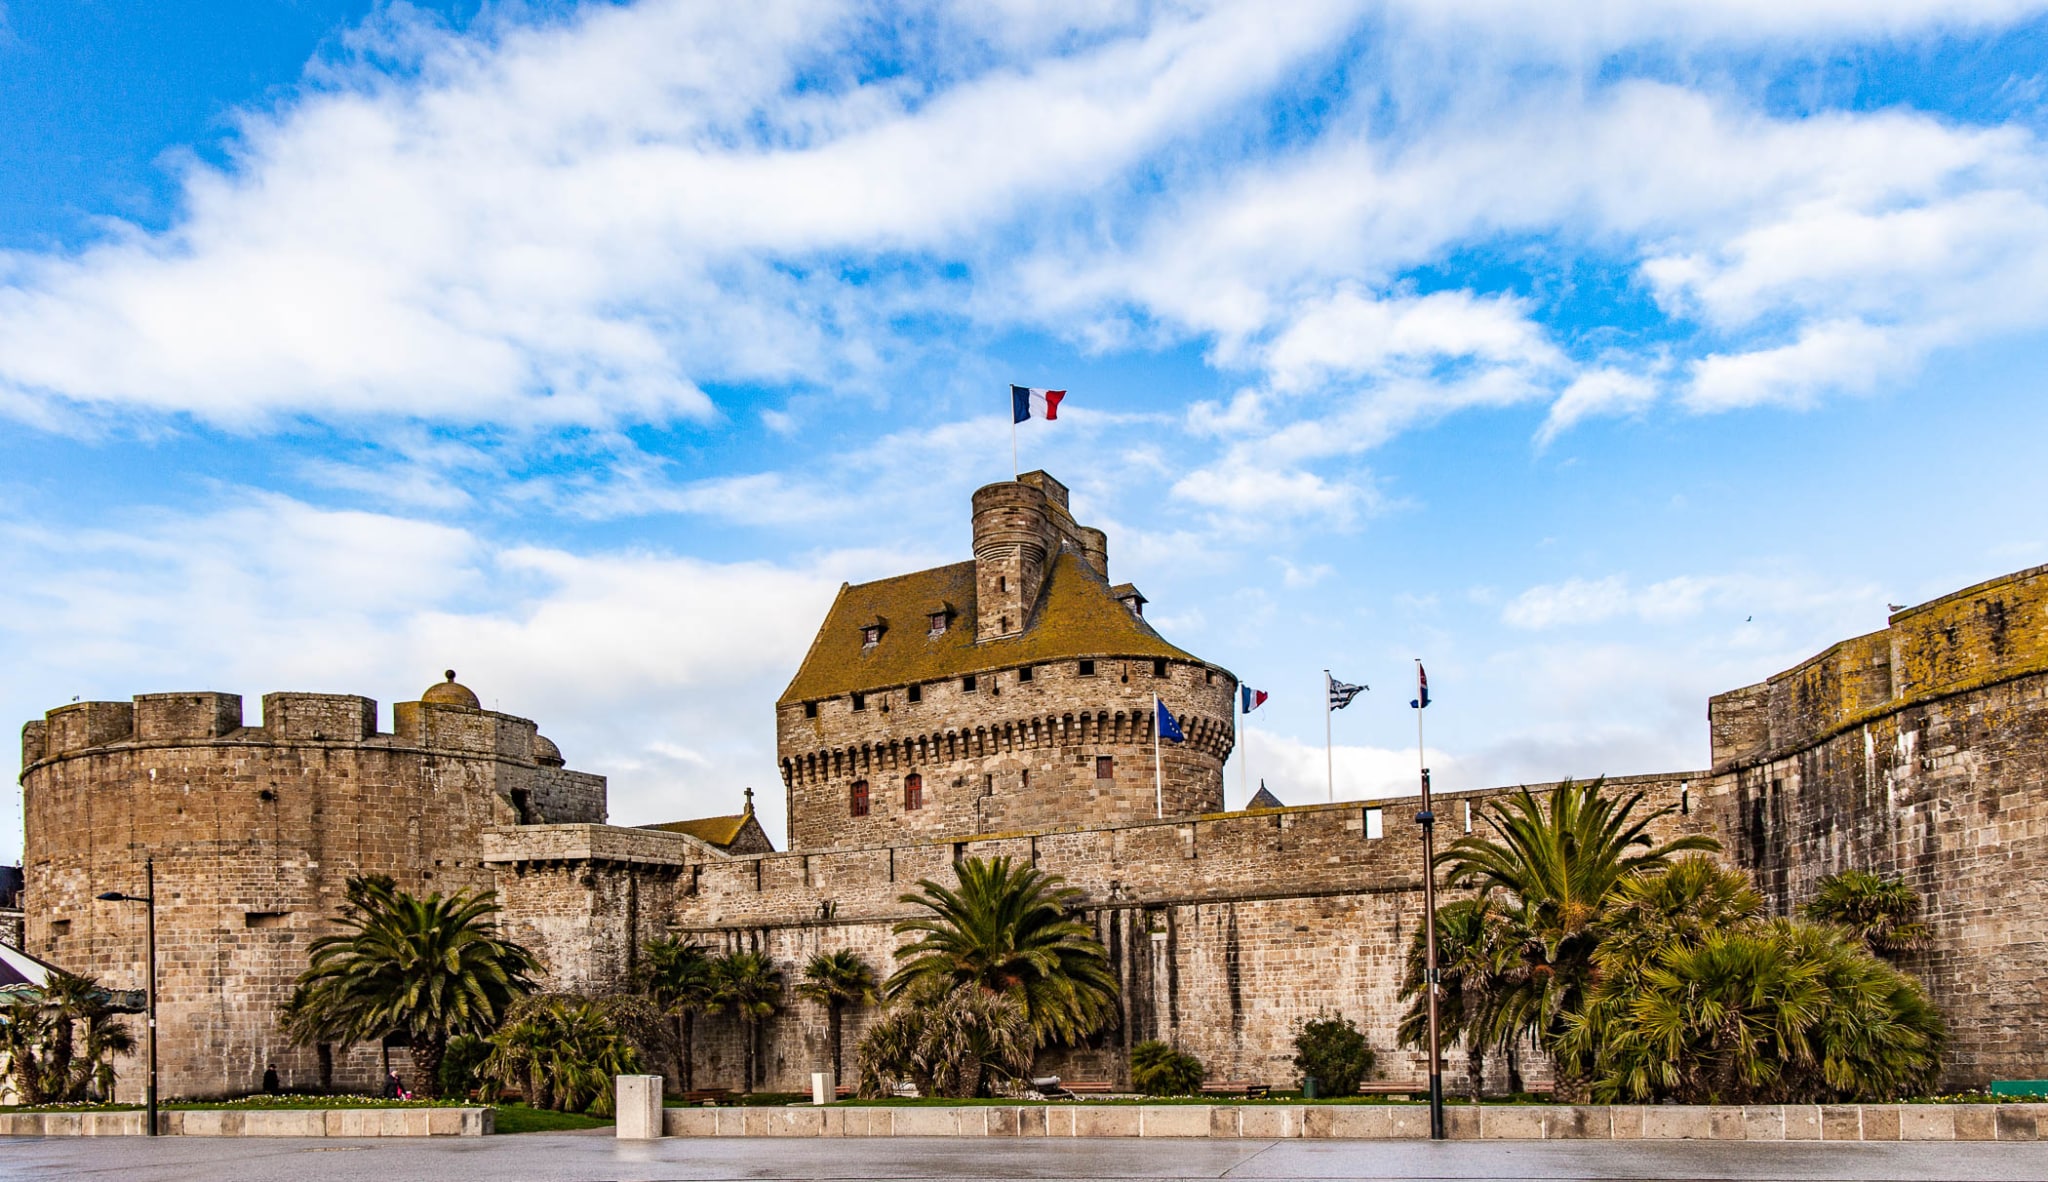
left=851, top=692, right=866, bottom=711
left=929, top=612, right=948, bottom=636
left=850, top=780, right=870, bottom=818
left=1018, top=665, right=1033, bottom=682
left=803, top=701, right=818, bottom=719
left=904, top=773, right=924, bottom=811
left=998, top=576, right=1007, bottom=593
left=1096, top=756, right=1114, bottom=780
left=1078, top=659, right=1096, bottom=677
left=907, top=684, right=922, bottom=704
left=861, top=625, right=881, bottom=648
left=1153, top=659, right=1168, bottom=678
left=1000, top=615, right=1009, bottom=632
left=963, top=674, right=977, bottom=693
left=1021, top=769, right=1030, bottom=789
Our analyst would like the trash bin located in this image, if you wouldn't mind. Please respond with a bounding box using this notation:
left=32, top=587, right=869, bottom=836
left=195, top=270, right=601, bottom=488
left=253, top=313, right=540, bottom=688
left=1302, top=1076, right=1319, bottom=1099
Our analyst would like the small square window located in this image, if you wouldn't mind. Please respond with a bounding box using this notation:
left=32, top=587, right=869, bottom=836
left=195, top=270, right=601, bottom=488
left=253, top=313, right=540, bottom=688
left=851, top=692, right=866, bottom=712
left=929, top=612, right=948, bottom=636
left=907, top=684, right=922, bottom=704
left=1018, top=665, right=1033, bottom=682
left=1096, top=755, right=1114, bottom=780
left=1365, top=808, right=1384, bottom=840
left=1078, top=659, right=1095, bottom=677
left=861, top=625, right=881, bottom=648
left=803, top=701, right=818, bottom=719
left=1153, top=659, right=1168, bottom=678
left=963, top=674, right=977, bottom=693
left=49, top=919, right=71, bottom=936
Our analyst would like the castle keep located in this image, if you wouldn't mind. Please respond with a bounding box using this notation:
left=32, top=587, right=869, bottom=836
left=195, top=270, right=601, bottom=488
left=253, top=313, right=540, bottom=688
left=19, top=473, right=2048, bottom=1098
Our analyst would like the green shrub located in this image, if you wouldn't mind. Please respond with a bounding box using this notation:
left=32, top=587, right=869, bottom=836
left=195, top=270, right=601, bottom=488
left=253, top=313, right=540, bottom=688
left=438, top=1033, right=490, bottom=1099
left=1292, top=1016, right=1373, bottom=1096
left=1129, top=1040, right=1205, bottom=1096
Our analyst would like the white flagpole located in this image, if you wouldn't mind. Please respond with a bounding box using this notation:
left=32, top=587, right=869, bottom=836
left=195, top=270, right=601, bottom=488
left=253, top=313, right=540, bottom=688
left=1012, top=408, right=1019, bottom=478
left=1153, top=694, right=1164, bottom=819
left=1323, top=670, right=1333, bottom=804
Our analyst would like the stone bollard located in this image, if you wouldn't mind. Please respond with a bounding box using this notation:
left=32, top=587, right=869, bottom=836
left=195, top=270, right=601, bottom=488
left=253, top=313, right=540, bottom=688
left=615, top=1074, right=665, bottom=1139
left=811, top=1071, right=835, bottom=1106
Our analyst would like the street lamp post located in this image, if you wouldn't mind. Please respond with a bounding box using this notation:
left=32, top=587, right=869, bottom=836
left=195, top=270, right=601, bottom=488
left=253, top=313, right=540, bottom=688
left=95, top=858, right=157, bottom=1137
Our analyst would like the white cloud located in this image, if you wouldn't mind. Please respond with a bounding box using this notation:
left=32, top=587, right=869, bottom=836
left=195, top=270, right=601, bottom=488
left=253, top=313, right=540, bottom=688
left=1538, top=368, right=1660, bottom=445
left=1502, top=569, right=1881, bottom=631
left=0, top=493, right=911, bottom=855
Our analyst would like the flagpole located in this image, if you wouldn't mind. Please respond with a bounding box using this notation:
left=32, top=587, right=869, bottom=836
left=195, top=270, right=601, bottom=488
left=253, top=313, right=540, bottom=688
left=1153, top=694, right=1164, bottom=819
left=1012, top=411, right=1019, bottom=478
left=1416, top=658, right=1444, bottom=1141
left=1323, top=670, right=1333, bottom=805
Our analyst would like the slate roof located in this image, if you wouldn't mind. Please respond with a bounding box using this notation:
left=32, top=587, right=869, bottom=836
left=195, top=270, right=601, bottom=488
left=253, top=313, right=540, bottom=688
left=1246, top=783, right=1285, bottom=811
left=779, top=549, right=1202, bottom=704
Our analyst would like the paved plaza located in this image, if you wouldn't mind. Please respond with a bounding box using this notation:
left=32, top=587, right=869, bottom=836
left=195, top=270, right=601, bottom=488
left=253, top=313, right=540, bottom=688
left=6, top=1135, right=2048, bottom=1182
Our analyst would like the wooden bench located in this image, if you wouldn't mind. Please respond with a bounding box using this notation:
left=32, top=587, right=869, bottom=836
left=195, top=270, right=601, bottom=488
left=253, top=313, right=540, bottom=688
left=1063, top=1080, right=1113, bottom=1094
left=1356, top=1082, right=1426, bottom=1097
left=676, top=1088, right=731, bottom=1106
left=1200, top=1080, right=1270, bottom=1098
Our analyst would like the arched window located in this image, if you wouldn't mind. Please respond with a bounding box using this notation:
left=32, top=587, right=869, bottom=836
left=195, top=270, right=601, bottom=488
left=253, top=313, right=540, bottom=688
left=904, top=773, right=924, bottom=811
left=849, top=780, right=870, bottom=818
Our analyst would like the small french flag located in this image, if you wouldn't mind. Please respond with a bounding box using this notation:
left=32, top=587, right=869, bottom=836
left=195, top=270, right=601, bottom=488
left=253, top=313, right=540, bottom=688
left=1011, top=385, right=1065, bottom=424
left=1242, top=686, right=1269, bottom=713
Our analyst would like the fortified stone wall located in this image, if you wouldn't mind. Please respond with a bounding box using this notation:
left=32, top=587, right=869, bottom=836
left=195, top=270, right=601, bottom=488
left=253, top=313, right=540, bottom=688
left=488, top=772, right=1709, bottom=1095
left=19, top=686, right=604, bottom=1100
left=777, top=657, right=1234, bottom=851
left=1705, top=563, right=2048, bottom=1089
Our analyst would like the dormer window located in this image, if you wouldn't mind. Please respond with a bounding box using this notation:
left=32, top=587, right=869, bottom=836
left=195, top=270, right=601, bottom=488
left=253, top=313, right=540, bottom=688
left=861, top=625, right=881, bottom=648
left=929, top=613, right=947, bottom=636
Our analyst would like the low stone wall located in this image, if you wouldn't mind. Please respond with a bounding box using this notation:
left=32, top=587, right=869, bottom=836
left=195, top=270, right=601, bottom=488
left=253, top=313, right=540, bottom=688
left=665, top=1103, right=2048, bottom=1142
left=0, top=1106, right=492, bottom=1137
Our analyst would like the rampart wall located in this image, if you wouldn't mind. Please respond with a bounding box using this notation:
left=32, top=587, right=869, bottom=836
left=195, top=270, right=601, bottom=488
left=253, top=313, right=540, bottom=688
left=487, top=772, right=1707, bottom=1094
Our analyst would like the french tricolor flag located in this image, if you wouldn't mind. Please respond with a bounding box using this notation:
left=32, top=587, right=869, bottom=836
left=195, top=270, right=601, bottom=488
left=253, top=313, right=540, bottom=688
left=1011, top=385, right=1065, bottom=424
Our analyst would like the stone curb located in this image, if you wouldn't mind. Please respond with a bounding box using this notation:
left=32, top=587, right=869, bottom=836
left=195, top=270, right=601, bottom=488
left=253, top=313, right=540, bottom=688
left=662, top=1103, right=2048, bottom=1141
left=0, top=1107, right=492, bottom=1137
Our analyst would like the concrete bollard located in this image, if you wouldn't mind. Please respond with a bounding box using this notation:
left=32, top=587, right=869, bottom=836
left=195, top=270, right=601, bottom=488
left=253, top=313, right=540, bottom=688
left=616, top=1074, right=665, bottom=1139
left=811, top=1071, right=836, bottom=1106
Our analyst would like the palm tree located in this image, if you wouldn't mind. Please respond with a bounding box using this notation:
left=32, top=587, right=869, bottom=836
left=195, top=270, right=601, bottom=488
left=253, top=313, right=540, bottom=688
left=640, top=937, right=714, bottom=1091
left=1439, top=778, right=1718, bottom=1099
left=796, top=950, right=878, bottom=1086
left=1397, top=894, right=1529, bottom=1100
left=1800, top=869, right=1931, bottom=959
left=854, top=979, right=1032, bottom=1099
left=0, top=972, right=135, bottom=1103
left=888, top=856, right=1117, bottom=1049
left=707, top=951, right=782, bottom=1093
left=481, top=994, right=644, bottom=1115
left=287, top=875, right=538, bottom=1097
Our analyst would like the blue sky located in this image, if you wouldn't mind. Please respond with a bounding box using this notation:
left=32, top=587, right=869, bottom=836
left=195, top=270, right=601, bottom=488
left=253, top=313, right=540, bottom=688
left=5, top=0, right=2048, bottom=858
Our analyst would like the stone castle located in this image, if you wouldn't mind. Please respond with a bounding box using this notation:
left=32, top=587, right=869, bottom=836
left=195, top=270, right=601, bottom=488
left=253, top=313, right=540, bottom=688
left=18, top=471, right=2048, bottom=1097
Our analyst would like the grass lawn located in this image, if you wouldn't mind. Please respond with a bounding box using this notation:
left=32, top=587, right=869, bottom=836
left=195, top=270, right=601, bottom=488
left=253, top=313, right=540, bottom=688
left=489, top=1103, right=613, bottom=1134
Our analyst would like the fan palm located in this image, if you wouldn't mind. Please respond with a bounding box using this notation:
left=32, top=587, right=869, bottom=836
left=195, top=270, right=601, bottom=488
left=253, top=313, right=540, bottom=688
left=480, top=994, right=644, bottom=1114
left=1800, top=869, right=1932, bottom=959
left=854, top=979, right=1032, bottom=1099
left=1438, top=778, right=1718, bottom=1099
left=0, top=972, right=135, bottom=1103
left=640, top=936, right=714, bottom=1091
left=288, top=875, right=538, bottom=1096
left=796, top=950, right=879, bottom=1086
left=888, top=856, right=1117, bottom=1049
left=707, top=951, right=783, bottom=1093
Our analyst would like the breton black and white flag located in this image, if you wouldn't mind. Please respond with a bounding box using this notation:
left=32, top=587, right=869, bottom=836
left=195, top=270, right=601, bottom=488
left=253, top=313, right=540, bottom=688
left=1327, top=674, right=1367, bottom=710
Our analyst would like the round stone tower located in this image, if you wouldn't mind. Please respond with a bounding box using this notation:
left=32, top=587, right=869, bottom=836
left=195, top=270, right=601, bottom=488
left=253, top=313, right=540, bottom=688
left=17, top=676, right=604, bottom=1100
left=778, top=471, right=1235, bottom=851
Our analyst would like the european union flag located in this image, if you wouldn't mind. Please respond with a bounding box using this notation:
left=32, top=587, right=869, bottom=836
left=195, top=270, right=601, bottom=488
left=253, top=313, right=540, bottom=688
left=1155, top=696, right=1185, bottom=743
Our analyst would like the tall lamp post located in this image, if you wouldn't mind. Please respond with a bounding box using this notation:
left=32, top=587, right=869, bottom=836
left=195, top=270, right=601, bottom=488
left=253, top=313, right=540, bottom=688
left=95, top=858, right=157, bottom=1137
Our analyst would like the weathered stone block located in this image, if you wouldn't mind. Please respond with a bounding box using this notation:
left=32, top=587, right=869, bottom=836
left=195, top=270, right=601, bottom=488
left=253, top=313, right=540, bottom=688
left=1740, top=1106, right=1784, bottom=1140
left=1821, top=1105, right=1861, bottom=1140
left=1480, top=1107, right=1545, bottom=1139
left=1953, top=1106, right=1995, bottom=1141
left=1898, top=1106, right=1955, bottom=1140
left=1997, top=1105, right=2040, bottom=1141
left=1072, top=1107, right=1142, bottom=1137
left=1139, top=1106, right=1213, bottom=1137
left=1861, top=1105, right=1901, bottom=1141
left=1641, top=1107, right=1711, bottom=1139
left=1235, top=1106, right=1302, bottom=1139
